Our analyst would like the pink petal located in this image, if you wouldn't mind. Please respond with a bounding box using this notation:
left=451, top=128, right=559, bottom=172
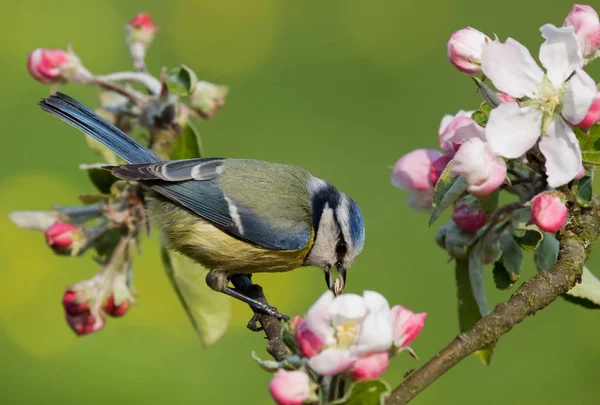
left=390, top=305, right=428, bottom=348
left=304, top=291, right=335, bottom=344
left=531, top=193, right=568, bottom=233
left=391, top=149, right=444, bottom=191
left=269, top=370, right=311, bottom=405
left=562, top=68, right=597, bottom=125
left=350, top=352, right=390, bottom=381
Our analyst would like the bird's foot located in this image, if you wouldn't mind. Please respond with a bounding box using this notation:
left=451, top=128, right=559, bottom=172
left=227, top=274, right=290, bottom=332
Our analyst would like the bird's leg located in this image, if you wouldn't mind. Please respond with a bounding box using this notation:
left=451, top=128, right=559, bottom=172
left=227, top=274, right=290, bottom=331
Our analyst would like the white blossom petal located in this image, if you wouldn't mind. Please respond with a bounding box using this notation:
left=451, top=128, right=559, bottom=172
left=539, top=117, right=582, bottom=187
left=362, top=291, right=390, bottom=314
left=308, top=348, right=356, bottom=376
left=330, top=294, right=366, bottom=327
left=481, top=38, right=544, bottom=98
left=539, top=24, right=584, bottom=88
left=305, top=291, right=335, bottom=344
left=352, top=312, right=394, bottom=356
left=485, top=103, right=543, bottom=158
left=561, top=68, right=597, bottom=125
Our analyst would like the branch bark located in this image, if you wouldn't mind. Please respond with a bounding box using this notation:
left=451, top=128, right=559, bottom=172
left=386, top=196, right=600, bottom=405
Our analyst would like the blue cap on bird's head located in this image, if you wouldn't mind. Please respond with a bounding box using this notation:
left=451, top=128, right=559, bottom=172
left=305, top=179, right=365, bottom=295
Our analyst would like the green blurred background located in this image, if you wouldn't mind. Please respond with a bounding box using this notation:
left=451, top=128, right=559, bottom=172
left=1, top=0, right=599, bottom=403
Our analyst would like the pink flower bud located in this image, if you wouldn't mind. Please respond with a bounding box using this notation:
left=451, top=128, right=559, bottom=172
left=563, top=4, right=600, bottom=58
left=496, top=93, right=516, bottom=103
left=103, top=295, right=130, bottom=318
left=44, top=221, right=78, bottom=253
left=451, top=138, right=507, bottom=197
left=350, top=352, right=390, bottom=381
left=430, top=155, right=452, bottom=186
left=438, top=114, right=485, bottom=157
left=576, top=93, right=600, bottom=130
left=530, top=193, right=568, bottom=233
left=295, top=320, right=324, bottom=358
left=66, top=311, right=105, bottom=337
left=27, top=48, right=71, bottom=84
left=575, top=165, right=586, bottom=179
left=392, top=149, right=445, bottom=191
left=452, top=202, right=486, bottom=232
left=446, top=27, right=490, bottom=74
left=129, top=12, right=157, bottom=31
left=62, top=289, right=89, bottom=316
left=390, top=305, right=427, bottom=349
left=269, top=370, right=313, bottom=405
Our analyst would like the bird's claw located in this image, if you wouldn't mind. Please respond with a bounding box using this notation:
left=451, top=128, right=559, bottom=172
left=245, top=303, right=290, bottom=332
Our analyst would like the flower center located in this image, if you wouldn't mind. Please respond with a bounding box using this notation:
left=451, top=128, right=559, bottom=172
left=335, top=322, right=361, bottom=349
left=531, top=76, right=564, bottom=133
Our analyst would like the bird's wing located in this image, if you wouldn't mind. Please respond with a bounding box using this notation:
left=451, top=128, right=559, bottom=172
left=107, top=158, right=224, bottom=181
left=110, top=158, right=314, bottom=251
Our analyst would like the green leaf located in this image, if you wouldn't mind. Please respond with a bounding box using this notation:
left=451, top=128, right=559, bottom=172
left=171, top=120, right=203, bottom=160
left=468, top=242, right=490, bottom=317
left=576, top=124, right=600, bottom=165
left=429, top=161, right=468, bottom=226
left=94, top=229, right=121, bottom=262
left=166, top=64, right=198, bottom=96
left=576, top=175, right=593, bottom=207
left=84, top=167, right=118, bottom=194
left=513, top=230, right=543, bottom=251
left=499, top=234, right=523, bottom=282
left=161, top=245, right=231, bottom=346
left=563, top=266, right=600, bottom=309
left=456, top=258, right=494, bottom=365
left=328, top=380, right=390, bottom=405
left=471, top=102, right=492, bottom=126
left=492, top=260, right=513, bottom=290
left=510, top=207, right=533, bottom=231
left=472, top=77, right=501, bottom=108
left=534, top=232, right=560, bottom=270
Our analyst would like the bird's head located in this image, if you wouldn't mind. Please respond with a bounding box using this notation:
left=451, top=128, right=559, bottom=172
left=304, top=179, right=365, bottom=295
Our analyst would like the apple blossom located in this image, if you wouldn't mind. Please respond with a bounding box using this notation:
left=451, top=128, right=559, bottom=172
left=438, top=110, right=478, bottom=156
left=350, top=351, right=390, bottom=381
left=576, top=93, right=600, bottom=130
left=44, top=221, right=78, bottom=253
left=392, top=149, right=450, bottom=211
left=563, top=4, right=600, bottom=59
left=304, top=291, right=394, bottom=376
left=446, top=27, right=490, bottom=74
left=530, top=193, right=568, bottom=233
left=27, top=49, right=71, bottom=83
left=390, top=305, right=427, bottom=352
left=269, top=370, right=316, bottom=405
left=452, top=202, right=487, bottom=232
left=103, top=295, right=130, bottom=318
left=451, top=138, right=507, bottom=196
left=295, top=318, right=324, bottom=358
left=481, top=24, right=597, bottom=187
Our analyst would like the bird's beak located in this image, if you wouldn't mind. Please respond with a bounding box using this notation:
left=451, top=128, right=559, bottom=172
left=324, top=265, right=346, bottom=296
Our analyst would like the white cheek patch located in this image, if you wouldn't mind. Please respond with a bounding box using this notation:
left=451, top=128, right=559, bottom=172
left=305, top=205, right=338, bottom=267
left=336, top=195, right=351, bottom=249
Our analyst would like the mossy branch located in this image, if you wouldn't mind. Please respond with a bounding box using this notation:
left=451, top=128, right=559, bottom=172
left=386, top=193, right=600, bottom=405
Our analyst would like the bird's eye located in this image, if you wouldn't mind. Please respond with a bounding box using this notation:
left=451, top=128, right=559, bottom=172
left=336, top=242, right=347, bottom=256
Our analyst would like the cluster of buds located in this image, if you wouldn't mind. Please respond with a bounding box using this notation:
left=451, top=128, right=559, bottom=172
left=11, top=183, right=146, bottom=336
left=14, top=12, right=234, bottom=337
left=258, top=291, right=427, bottom=405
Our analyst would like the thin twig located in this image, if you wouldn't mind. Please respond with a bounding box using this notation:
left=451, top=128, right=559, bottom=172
left=385, top=195, right=600, bottom=404
left=90, top=78, right=147, bottom=105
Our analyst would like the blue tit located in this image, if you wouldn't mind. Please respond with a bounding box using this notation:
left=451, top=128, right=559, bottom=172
left=39, top=93, right=365, bottom=319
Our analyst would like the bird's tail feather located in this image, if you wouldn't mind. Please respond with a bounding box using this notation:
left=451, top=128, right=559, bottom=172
left=39, top=92, right=161, bottom=164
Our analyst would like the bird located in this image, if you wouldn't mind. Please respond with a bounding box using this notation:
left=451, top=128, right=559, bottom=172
left=39, top=92, right=365, bottom=321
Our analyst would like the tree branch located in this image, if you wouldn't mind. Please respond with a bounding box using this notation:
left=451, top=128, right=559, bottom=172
left=230, top=275, right=290, bottom=362
left=386, top=195, right=600, bottom=405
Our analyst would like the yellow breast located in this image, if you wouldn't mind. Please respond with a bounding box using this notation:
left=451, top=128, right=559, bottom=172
left=148, top=198, right=314, bottom=274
